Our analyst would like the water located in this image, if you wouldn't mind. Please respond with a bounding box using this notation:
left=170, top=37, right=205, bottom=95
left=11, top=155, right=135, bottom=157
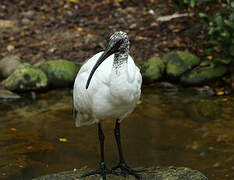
left=0, top=88, right=233, bottom=180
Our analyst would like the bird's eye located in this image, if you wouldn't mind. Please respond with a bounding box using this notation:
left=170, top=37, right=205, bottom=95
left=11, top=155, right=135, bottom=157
left=115, top=39, right=124, bottom=48
left=110, top=39, right=124, bottom=54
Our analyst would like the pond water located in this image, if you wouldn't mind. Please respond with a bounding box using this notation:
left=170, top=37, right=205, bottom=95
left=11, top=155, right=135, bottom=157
left=0, top=87, right=233, bottom=180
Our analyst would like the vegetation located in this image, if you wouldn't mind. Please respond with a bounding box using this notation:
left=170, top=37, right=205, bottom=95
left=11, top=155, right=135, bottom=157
left=170, top=0, right=234, bottom=64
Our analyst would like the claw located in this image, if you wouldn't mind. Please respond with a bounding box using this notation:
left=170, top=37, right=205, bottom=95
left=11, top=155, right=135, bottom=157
left=81, top=163, right=119, bottom=179
left=111, top=162, right=144, bottom=180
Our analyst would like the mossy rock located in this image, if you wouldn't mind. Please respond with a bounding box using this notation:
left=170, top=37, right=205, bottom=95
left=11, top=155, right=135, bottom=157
left=36, top=60, right=78, bottom=88
left=164, top=51, right=200, bottom=79
left=33, top=166, right=208, bottom=180
left=181, top=64, right=227, bottom=85
left=0, top=88, right=20, bottom=99
left=141, top=57, right=165, bottom=84
left=2, top=63, right=48, bottom=92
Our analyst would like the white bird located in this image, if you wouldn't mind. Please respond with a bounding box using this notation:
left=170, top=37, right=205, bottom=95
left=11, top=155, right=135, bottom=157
left=73, top=31, right=142, bottom=179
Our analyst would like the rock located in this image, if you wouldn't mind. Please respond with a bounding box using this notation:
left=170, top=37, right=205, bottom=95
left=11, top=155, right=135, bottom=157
left=0, top=88, right=20, bottom=99
left=0, top=55, right=21, bottom=78
left=6, top=44, right=15, bottom=52
left=33, top=167, right=208, bottom=180
left=22, top=18, right=31, bottom=25
left=0, top=20, right=16, bottom=29
left=164, top=51, right=200, bottom=80
left=157, top=82, right=178, bottom=92
left=21, top=10, right=35, bottom=18
left=181, top=65, right=228, bottom=86
left=141, top=57, right=165, bottom=83
left=35, top=60, right=78, bottom=88
left=2, top=63, right=48, bottom=92
left=193, top=86, right=215, bottom=96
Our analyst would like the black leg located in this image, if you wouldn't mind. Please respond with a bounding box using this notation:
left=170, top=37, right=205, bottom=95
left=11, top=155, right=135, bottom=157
left=81, top=123, right=119, bottom=179
left=112, top=119, right=143, bottom=179
left=114, top=119, right=124, bottom=163
left=98, top=122, right=105, bottom=164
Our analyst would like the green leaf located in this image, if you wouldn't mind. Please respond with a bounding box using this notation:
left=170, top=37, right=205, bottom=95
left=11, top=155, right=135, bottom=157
left=190, top=0, right=196, bottom=7
left=200, top=60, right=213, bottom=67
left=231, top=2, right=234, bottom=8
left=209, top=22, right=214, bottom=26
left=220, top=31, right=230, bottom=37
left=208, top=27, right=215, bottom=35
left=214, top=14, right=222, bottom=26
left=224, top=19, right=234, bottom=29
left=187, top=24, right=202, bottom=34
left=209, top=40, right=219, bottom=45
left=230, top=13, right=234, bottom=21
left=215, top=58, right=231, bottom=64
left=229, top=45, right=234, bottom=56
left=199, top=13, right=208, bottom=19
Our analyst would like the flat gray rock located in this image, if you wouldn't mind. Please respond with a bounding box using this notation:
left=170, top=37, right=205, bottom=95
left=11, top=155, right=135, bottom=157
left=33, top=166, right=208, bottom=180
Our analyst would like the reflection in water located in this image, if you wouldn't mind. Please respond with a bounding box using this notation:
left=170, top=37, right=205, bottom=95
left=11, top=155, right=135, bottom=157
left=0, top=88, right=233, bottom=180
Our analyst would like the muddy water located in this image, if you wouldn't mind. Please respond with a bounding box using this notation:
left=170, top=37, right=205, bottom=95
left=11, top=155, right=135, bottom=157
left=0, top=88, right=233, bottom=180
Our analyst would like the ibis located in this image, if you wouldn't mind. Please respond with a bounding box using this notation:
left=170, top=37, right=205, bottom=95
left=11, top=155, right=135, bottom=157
left=73, top=31, right=142, bottom=179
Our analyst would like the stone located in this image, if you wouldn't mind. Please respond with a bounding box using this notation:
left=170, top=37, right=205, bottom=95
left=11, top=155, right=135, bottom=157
left=0, top=88, right=20, bottom=99
left=193, top=86, right=215, bottom=96
left=157, top=82, right=178, bottom=92
left=0, top=20, right=16, bottom=29
left=35, top=60, right=78, bottom=88
left=2, top=63, right=48, bottom=92
left=21, top=10, right=35, bottom=18
left=164, top=51, right=200, bottom=80
left=22, top=18, right=31, bottom=25
left=141, top=57, right=165, bottom=83
left=181, top=65, right=228, bottom=85
left=33, top=166, right=208, bottom=180
left=0, top=55, right=21, bottom=78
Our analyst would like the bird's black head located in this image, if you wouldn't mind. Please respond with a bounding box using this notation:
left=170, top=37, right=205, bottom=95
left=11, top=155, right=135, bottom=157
left=108, top=31, right=130, bottom=53
left=86, top=31, right=129, bottom=89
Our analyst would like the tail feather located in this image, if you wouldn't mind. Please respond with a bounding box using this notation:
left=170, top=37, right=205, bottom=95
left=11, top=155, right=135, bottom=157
left=74, top=112, right=99, bottom=127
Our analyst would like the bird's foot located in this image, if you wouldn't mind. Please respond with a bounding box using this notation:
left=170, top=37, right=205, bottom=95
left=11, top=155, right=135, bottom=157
left=81, top=162, right=119, bottom=180
left=112, top=162, right=144, bottom=179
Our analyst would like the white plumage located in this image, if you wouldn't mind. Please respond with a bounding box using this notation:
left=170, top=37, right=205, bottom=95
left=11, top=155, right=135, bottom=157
left=72, top=31, right=143, bottom=179
left=73, top=44, right=142, bottom=127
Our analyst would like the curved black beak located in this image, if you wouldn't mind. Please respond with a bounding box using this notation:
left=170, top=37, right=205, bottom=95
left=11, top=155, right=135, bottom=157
left=86, top=39, right=123, bottom=89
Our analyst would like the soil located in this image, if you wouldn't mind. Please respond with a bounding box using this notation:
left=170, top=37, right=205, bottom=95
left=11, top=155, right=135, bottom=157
left=0, top=0, right=201, bottom=65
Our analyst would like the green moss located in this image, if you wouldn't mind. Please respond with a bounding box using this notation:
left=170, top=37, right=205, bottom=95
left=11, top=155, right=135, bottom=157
left=141, top=57, right=165, bottom=83
left=177, top=51, right=200, bottom=68
left=2, top=63, right=48, bottom=92
left=164, top=51, right=200, bottom=79
left=181, top=65, right=227, bottom=85
left=167, top=63, right=186, bottom=77
left=36, top=60, right=78, bottom=87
